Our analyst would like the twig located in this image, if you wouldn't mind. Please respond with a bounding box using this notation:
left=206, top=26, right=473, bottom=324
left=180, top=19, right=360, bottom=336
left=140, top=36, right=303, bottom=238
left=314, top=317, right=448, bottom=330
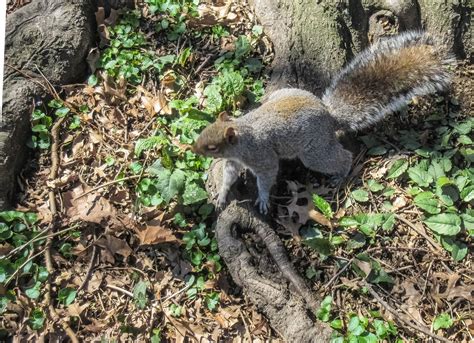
left=5, top=63, right=50, bottom=93
left=158, top=283, right=192, bottom=303
left=106, top=284, right=134, bottom=298
left=4, top=224, right=80, bottom=259
left=193, top=54, right=212, bottom=76
left=4, top=249, right=45, bottom=286
left=323, top=257, right=354, bottom=289
left=77, top=243, right=98, bottom=293
left=395, top=214, right=443, bottom=252
left=42, top=110, right=79, bottom=343
left=34, top=65, right=61, bottom=99
left=364, top=282, right=450, bottom=342
left=239, top=309, right=252, bottom=341
left=73, top=174, right=143, bottom=200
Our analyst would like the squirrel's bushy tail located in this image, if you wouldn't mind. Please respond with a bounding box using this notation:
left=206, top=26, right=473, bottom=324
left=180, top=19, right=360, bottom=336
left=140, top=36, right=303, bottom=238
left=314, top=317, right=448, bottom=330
left=322, top=31, right=455, bottom=131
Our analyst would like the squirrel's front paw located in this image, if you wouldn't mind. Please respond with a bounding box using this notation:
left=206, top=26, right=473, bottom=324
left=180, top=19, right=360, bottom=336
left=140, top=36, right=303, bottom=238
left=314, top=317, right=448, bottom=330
left=255, top=195, right=269, bottom=214
left=216, top=193, right=228, bottom=210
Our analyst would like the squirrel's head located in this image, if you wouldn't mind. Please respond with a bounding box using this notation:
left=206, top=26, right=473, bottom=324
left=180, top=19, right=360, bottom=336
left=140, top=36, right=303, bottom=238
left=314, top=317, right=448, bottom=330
left=192, top=111, right=238, bottom=158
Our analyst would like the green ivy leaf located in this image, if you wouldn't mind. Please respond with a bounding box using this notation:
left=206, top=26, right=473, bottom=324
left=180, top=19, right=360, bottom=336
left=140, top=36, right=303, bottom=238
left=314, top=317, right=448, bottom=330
left=312, top=194, right=333, bottom=219
left=347, top=316, right=364, bottom=336
left=460, top=185, right=474, bottom=202
left=133, top=280, right=148, bottom=309
left=433, top=313, right=454, bottom=331
left=461, top=210, right=474, bottom=235
left=158, top=169, right=186, bottom=203
left=316, top=295, right=332, bottom=322
left=303, top=237, right=333, bottom=256
left=57, top=287, right=77, bottom=306
left=330, top=318, right=343, bottom=329
left=367, top=146, right=387, bottom=156
left=55, top=107, right=70, bottom=117
left=25, top=282, right=42, bottom=300
left=88, top=74, right=98, bottom=86
left=424, top=213, right=461, bottom=236
left=386, top=159, right=408, bottom=179
left=182, top=182, right=208, bottom=205
left=450, top=241, right=468, bottom=261
left=29, top=308, right=45, bottom=330
left=203, top=84, right=223, bottom=113
left=414, top=192, right=440, bottom=214
left=367, top=180, right=384, bottom=192
left=205, top=292, right=220, bottom=311
left=408, top=162, right=433, bottom=187
left=234, top=35, right=251, bottom=59
left=351, top=189, right=369, bottom=203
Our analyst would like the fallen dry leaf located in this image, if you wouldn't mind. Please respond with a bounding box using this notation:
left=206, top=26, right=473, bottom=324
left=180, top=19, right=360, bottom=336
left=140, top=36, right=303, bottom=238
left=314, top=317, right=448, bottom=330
left=135, top=219, right=179, bottom=246
left=67, top=302, right=89, bottom=317
left=353, top=258, right=372, bottom=277
left=95, top=234, right=132, bottom=263
left=63, top=184, right=135, bottom=232
left=399, top=279, right=425, bottom=324
left=277, top=181, right=332, bottom=236
left=433, top=272, right=474, bottom=301
left=63, top=184, right=116, bottom=225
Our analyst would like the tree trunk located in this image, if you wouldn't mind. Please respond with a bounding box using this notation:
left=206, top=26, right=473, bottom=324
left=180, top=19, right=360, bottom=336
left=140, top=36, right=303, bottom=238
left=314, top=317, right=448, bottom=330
left=250, top=0, right=471, bottom=95
left=205, top=0, right=471, bottom=340
left=0, top=0, right=97, bottom=210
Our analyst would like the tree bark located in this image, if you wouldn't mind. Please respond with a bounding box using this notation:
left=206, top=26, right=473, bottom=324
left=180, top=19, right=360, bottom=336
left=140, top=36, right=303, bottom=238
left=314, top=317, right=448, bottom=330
left=250, top=0, right=471, bottom=95
left=0, top=0, right=97, bottom=210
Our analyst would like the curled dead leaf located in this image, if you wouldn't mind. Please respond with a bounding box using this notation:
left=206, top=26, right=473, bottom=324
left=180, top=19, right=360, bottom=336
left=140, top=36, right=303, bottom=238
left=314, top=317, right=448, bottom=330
left=277, top=181, right=333, bottom=236
left=353, top=258, right=372, bottom=277
left=67, top=302, right=89, bottom=317
left=134, top=219, right=179, bottom=246
left=95, top=234, right=132, bottom=263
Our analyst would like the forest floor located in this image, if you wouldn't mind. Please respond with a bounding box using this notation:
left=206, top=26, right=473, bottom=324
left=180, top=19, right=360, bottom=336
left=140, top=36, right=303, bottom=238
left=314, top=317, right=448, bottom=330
left=1, top=1, right=473, bottom=342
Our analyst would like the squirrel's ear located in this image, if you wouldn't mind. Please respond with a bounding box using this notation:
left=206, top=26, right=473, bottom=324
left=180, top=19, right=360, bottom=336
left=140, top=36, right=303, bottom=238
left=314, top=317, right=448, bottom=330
left=218, top=111, right=231, bottom=122
left=224, top=127, right=238, bottom=144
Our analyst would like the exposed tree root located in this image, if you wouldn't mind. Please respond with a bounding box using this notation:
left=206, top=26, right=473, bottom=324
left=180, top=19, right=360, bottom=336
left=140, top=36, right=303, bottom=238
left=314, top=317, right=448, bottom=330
left=207, top=160, right=332, bottom=342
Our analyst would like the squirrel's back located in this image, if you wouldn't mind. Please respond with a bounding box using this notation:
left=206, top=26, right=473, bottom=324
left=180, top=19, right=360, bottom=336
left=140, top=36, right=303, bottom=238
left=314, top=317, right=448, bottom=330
left=322, top=31, right=455, bottom=131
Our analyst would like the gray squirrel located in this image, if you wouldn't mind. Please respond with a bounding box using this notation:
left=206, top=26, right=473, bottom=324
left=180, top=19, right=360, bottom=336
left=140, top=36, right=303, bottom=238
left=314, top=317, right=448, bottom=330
left=192, top=31, right=455, bottom=213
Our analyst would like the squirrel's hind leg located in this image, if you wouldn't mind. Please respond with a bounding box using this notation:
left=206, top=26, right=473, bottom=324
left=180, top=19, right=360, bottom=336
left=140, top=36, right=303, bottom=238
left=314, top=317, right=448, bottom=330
left=299, top=141, right=352, bottom=178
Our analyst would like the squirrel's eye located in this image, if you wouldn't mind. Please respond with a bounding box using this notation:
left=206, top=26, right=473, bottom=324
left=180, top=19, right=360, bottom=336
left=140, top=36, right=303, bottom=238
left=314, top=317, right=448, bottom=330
left=207, top=145, right=218, bottom=152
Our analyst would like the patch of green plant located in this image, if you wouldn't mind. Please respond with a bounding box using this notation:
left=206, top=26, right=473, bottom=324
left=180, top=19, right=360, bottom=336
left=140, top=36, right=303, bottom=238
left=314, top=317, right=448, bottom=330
left=302, top=195, right=345, bottom=256
left=0, top=211, right=47, bottom=317
left=57, top=287, right=77, bottom=306
left=337, top=314, right=399, bottom=342
left=182, top=223, right=221, bottom=272
left=204, top=35, right=265, bottom=113
left=340, top=213, right=395, bottom=240
left=352, top=253, right=394, bottom=285
left=432, top=312, right=455, bottom=331
left=29, top=308, right=46, bottom=330
left=211, top=25, right=229, bottom=39
left=28, top=99, right=74, bottom=150
left=99, top=11, right=176, bottom=83
left=181, top=223, right=222, bottom=310
left=146, top=0, right=199, bottom=41
left=384, top=116, right=473, bottom=260
left=317, top=297, right=401, bottom=342
left=28, top=109, right=53, bottom=149
left=133, top=280, right=149, bottom=309
left=353, top=114, right=472, bottom=261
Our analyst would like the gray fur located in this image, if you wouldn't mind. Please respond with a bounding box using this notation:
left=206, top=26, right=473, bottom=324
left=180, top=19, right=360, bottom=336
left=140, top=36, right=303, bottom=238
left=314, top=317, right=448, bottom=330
left=323, top=31, right=455, bottom=131
left=194, top=31, right=454, bottom=214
